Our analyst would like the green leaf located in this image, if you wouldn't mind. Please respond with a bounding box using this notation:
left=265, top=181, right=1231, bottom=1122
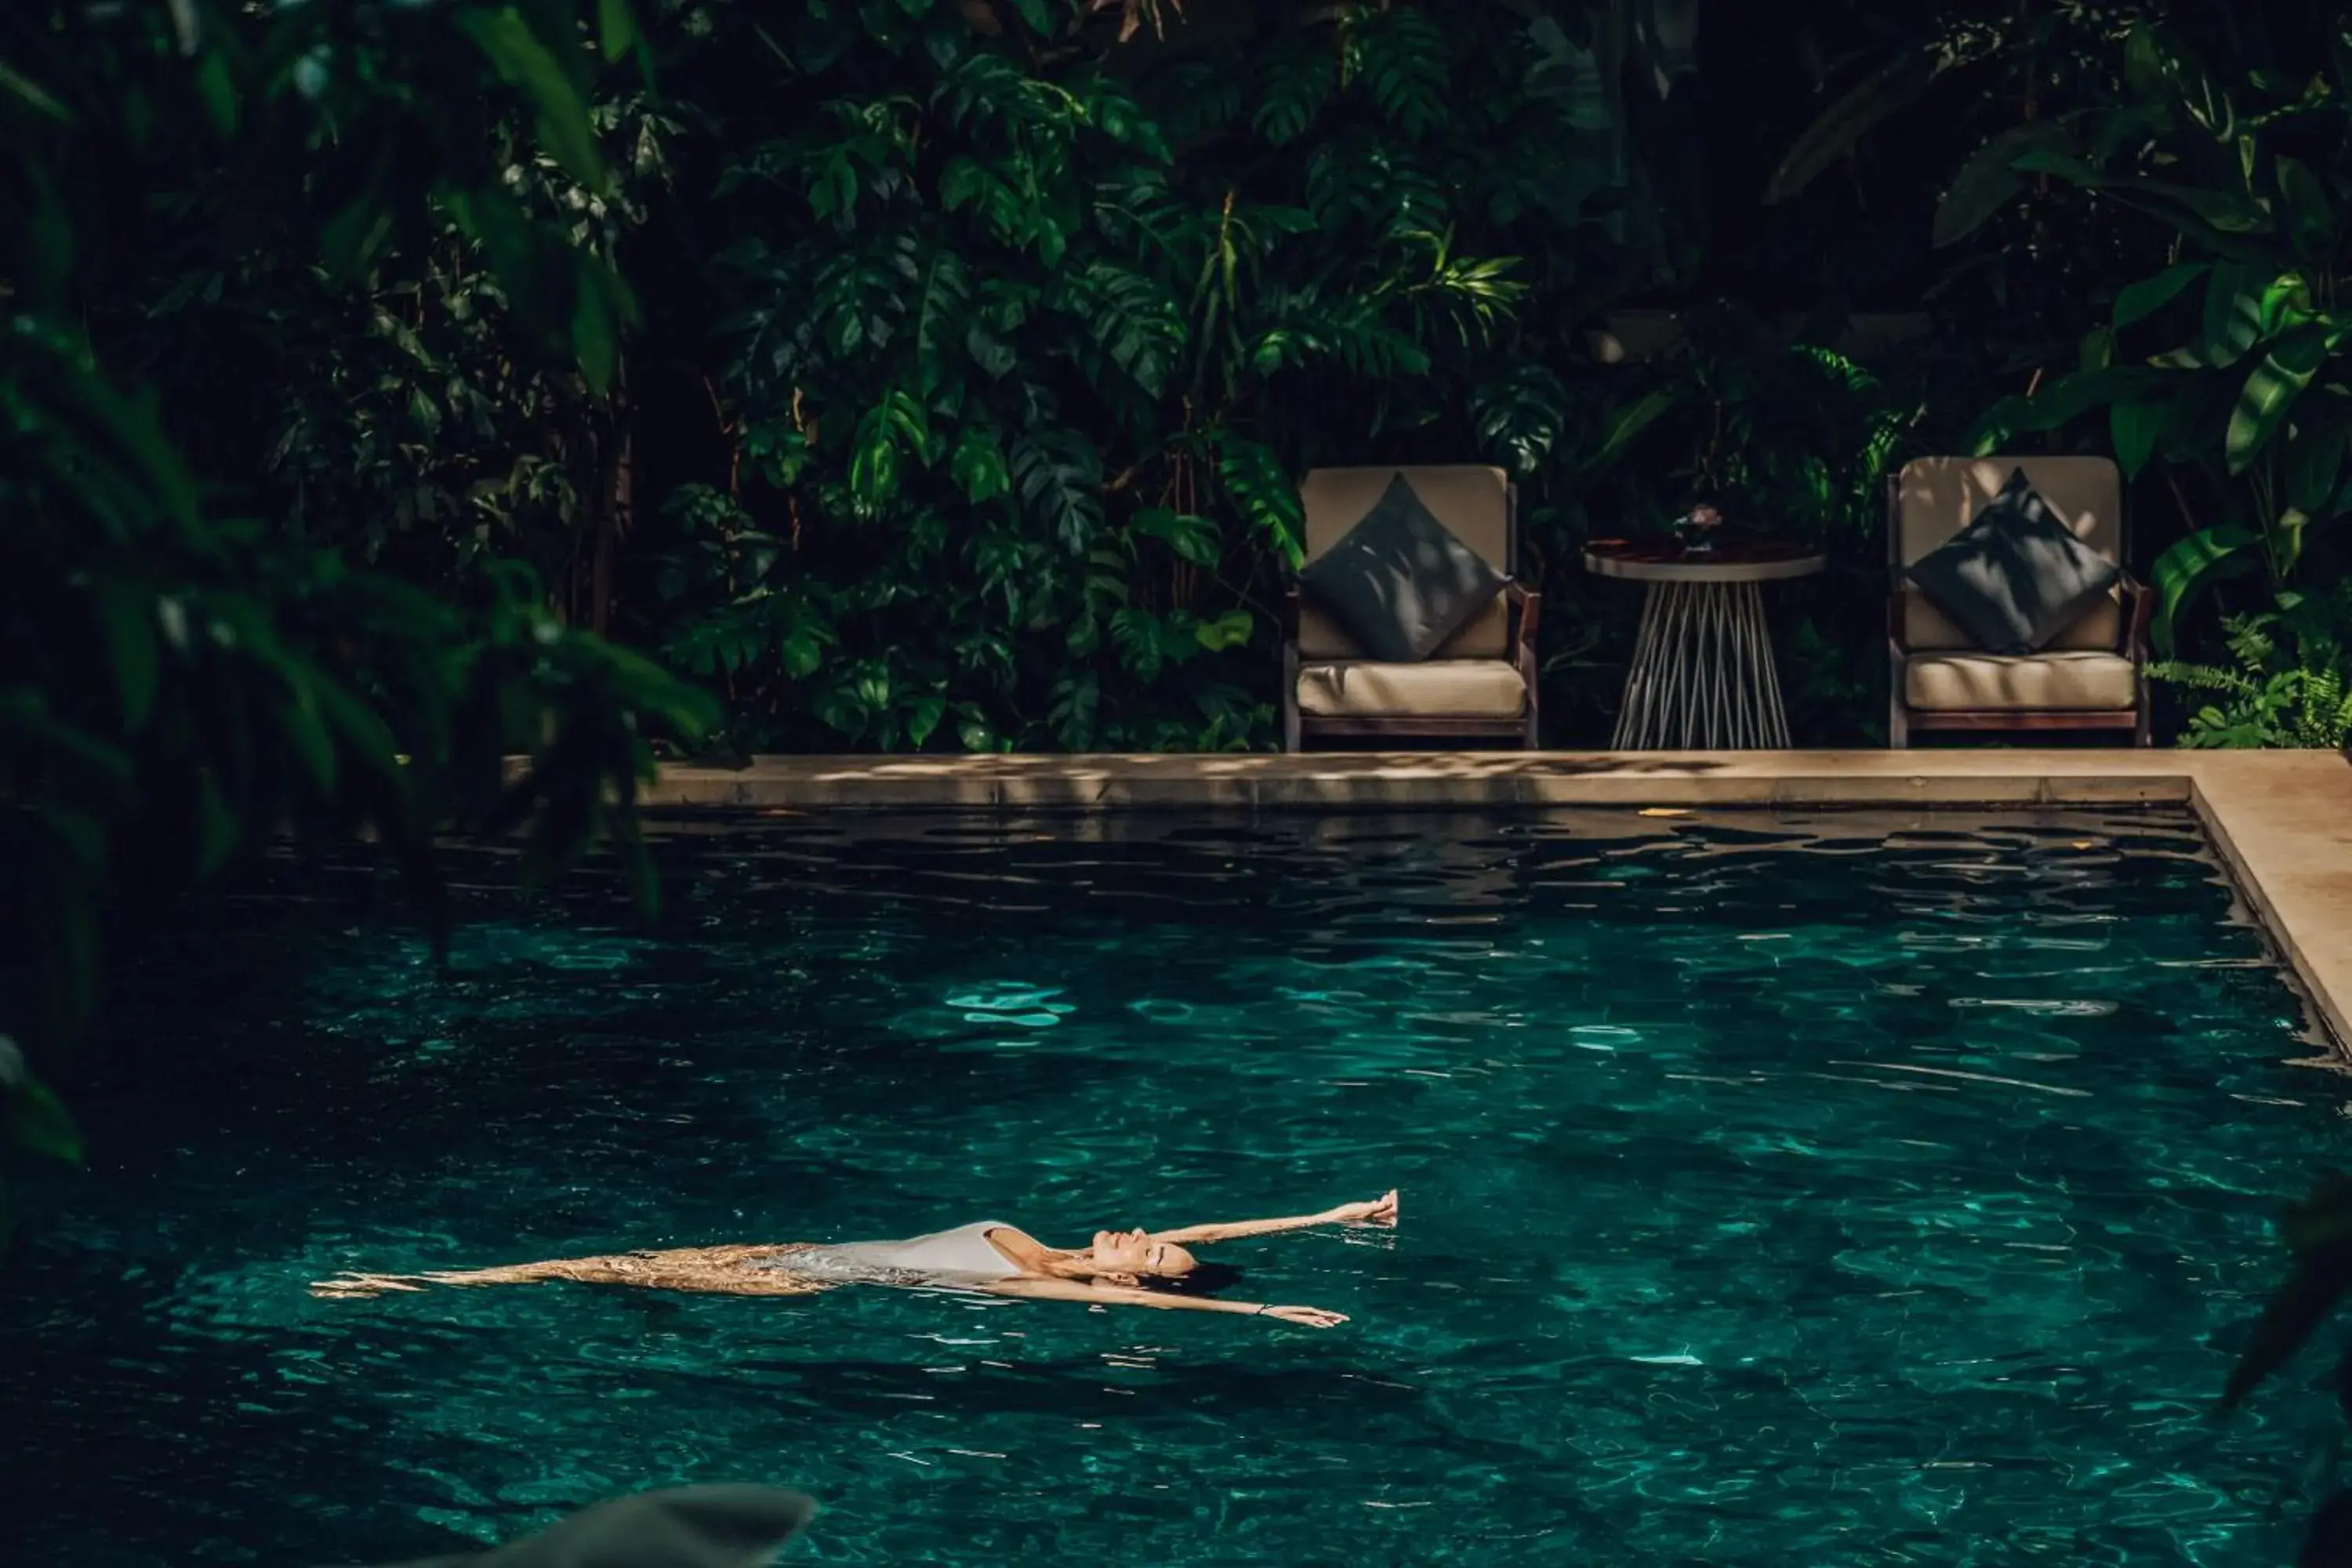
left=1933, top=124, right=2057, bottom=248
left=597, top=0, right=639, bottom=61
left=1010, top=434, right=1105, bottom=550
left=2111, top=397, right=2166, bottom=480
left=1110, top=607, right=1164, bottom=682
left=2223, top=1173, right=2352, bottom=1411
left=2285, top=419, right=2348, bottom=516
left=965, top=323, right=1015, bottom=379
left=1764, top=49, right=1943, bottom=205
left=1211, top=433, right=1303, bottom=566
left=912, top=249, right=971, bottom=401
left=2200, top=263, right=2269, bottom=368
left=276, top=683, right=339, bottom=796
left=571, top=259, right=619, bottom=396
left=1254, top=43, right=1335, bottom=147
left=951, top=427, right=1010, bottom=503
left=194, top=49, right=238, bottom=138
left=2227, top=325, right=2328, bottom=474
left=1580, top=388, right=1675, bottom=475
left=0, top=58, right=72, bottom=123
left=89, top=582, right=160, bottom=728
left=2009, top=147, right=2102, bottom=184
left=2276, top=156, right=2337, bottom=266
left=2150, top=524, right=2263, bottom=653
left=1133, top=507, right=1221, bottom=567
left=1969, top=366, right=2166, bottom=448
left=1194, top=610, right=1254, bottom=652
left=905, top=695, right=946, bottom=749
left=457, top=8, right=608, bottom=191
left=781, top=626, right=823, bottom=681
left=2275, top=506, right=2313, bottom=579
left=5, top=1073, right=83, bottom=1163
left=2113, top=263, right=2209, bottom=330
left=193, top=768, right=238, bottom=878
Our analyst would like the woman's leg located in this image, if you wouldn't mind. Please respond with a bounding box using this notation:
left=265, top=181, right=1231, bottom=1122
left=310, top=1244, right=826, bottom=1300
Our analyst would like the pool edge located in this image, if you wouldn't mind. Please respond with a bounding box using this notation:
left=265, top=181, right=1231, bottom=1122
left=642, top=750, right=2352, bottom=1050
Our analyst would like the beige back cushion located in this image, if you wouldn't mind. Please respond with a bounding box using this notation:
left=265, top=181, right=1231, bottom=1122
left=1893, top=456, right=2123, bottom=652
left=1298, top=466, right=1512, bottom=660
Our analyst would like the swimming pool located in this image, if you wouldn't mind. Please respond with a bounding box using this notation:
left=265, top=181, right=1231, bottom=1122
left=0, top=808, right=2339, bottom=1564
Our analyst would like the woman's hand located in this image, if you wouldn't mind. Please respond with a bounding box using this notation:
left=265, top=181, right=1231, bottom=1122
left=1260, top=1304, right=1348, bottom=1328
left=1329, top=1189, right=1399, bottom=1227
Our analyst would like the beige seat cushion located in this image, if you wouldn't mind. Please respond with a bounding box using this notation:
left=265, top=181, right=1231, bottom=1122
left=1904, top=651, right=2136, bottom=712
left=1297, top=659, right=1528, bottom=719
left=1893, top=457, right=2124, bottom=651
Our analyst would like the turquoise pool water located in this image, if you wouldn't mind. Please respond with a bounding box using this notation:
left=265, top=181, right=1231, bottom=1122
left=0, top=808, right=2341, bottom=1565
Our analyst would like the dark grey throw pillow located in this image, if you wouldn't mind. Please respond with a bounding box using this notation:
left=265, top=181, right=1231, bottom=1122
left=1297, top=473, right=1504, bottom=662
left=1904, top=467, right=2120, bottom=655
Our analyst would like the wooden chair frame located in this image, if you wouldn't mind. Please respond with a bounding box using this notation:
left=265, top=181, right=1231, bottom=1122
left=1281, top=481, right=1540, bottom=751
left=1884, top=470, right=2153, bottom=748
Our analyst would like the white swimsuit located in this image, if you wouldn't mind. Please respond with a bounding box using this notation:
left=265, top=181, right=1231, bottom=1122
left=770, top=1221, right=1023, bottom=1287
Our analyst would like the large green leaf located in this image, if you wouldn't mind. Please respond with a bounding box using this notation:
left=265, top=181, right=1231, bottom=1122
left=2112, top=263, right=2208, bottom=330
left=457, top=8, right=608, bottom=191
left=2284, top=418, right=2348, bottom=517
left=2223, top=1174, right=2352, bottom=1412
left=1764, top=48, right=1944, bottom=206
left=2111, top=397, right=2166, bottom=480
left=1194, top=610, right=1254, bottom=652
left=4, top=1072, right=83, bottom=1163
left=1253, top=41, right=1335, bottom=147
left=1212, top=432, right=1303, bottom=565
left=2199, top=262, right=2269, bottom=368
left=1010, top=433, right=1105, bottom=550
left=2275, top=156, right=2337, bottom=266
left=2226, top=324, right=2329, bottom=474
left=910, top=248, right=972, bottom=401
left=1933, top=124, right=2060, bottom=248
left=597, top=0, right=639, bottom=63
left=1967, top=366, right=2165, bottom=449
left=949, top=426, right=1010, bottom=503
left=88, top=579, right=160, bottom=728
left=0, top=56, right=71, bottom=124
left=2149, top=524, right=2263, bottom=653
left=1133, top=507, right=1221, bottom=567
left=1578, top=388, right=1675, bottom=475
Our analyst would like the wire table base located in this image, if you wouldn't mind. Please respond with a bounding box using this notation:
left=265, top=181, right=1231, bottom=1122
left=1610, top=579, right=1793, bottom=750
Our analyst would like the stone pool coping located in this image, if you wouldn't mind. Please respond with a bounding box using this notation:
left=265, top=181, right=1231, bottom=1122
left=644, top=749, right=2352, bottom=1048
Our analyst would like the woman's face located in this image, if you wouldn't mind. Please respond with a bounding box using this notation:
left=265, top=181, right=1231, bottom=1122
left=1089, top=1229, right=1198, bottom=1279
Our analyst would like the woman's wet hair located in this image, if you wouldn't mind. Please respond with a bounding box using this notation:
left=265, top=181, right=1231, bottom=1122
left=1139, top=1261, right=1244, bottom=1297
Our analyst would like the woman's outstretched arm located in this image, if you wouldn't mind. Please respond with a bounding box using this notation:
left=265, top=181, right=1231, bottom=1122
left=982, top=1276, right=1347, bottom=1328
left=309, top=1245, right=829, bottom=1300
left=1146, top=1189, right=1397, bottom=1247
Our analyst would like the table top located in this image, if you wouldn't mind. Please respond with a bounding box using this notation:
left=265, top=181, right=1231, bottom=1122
left=1581, top=539, right=1828, bottom=583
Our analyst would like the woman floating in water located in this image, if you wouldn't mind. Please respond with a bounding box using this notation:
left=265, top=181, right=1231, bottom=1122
left=310, top=1189, right=1397, bottom=1330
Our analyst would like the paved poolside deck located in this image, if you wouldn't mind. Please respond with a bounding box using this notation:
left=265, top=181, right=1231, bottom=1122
left=644, top=749, right=2352, bottom=1047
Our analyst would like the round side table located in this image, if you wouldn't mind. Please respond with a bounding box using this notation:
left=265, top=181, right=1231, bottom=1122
left=1582, top=540, right=1826, bottom=750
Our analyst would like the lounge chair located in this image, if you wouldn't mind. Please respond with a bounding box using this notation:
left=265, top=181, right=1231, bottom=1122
left=1281, top=465, right=1540, bottom=751
left=1886, top=456, right=2151, bottom=748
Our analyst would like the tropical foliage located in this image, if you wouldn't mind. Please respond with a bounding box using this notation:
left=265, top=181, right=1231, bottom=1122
left=648, top=0, right=1635, bottom=753
left=1955, top=18, right=2352, bottom=652
left=0, top=0, right=716, bottom=1229
left=2151, top=590, right=2352, bottom=750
